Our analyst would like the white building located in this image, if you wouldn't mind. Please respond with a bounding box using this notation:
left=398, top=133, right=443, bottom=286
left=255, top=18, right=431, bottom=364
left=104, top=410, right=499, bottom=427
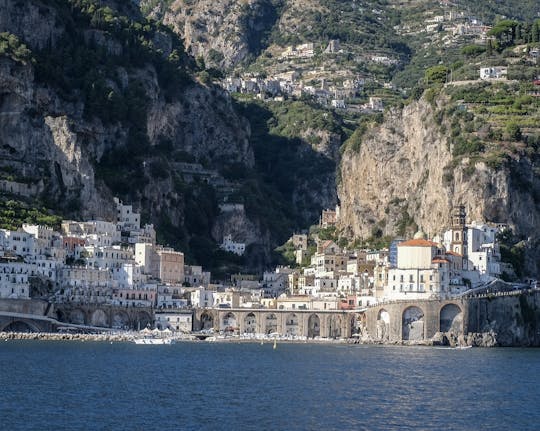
left=479, top=67, right=507, bottom=80
left=190, top=287, right=215, bottom=308
left=384, top=238, right=450, bottom=301
left=0, top=259, right=31, bottom=299
left=155, top=311, right=193, bottom=332
left=220, top=234, right=245, bottom=256
left=114, top=197, right=140, bottom=231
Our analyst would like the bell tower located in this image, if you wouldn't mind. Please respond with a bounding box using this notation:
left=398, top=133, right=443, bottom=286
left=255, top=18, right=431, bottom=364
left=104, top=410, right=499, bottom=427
left=450, top=205, right=468, bottom=269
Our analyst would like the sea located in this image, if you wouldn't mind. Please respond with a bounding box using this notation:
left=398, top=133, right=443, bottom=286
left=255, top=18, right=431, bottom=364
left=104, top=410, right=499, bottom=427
left=1, top=341, right=539, bottom=431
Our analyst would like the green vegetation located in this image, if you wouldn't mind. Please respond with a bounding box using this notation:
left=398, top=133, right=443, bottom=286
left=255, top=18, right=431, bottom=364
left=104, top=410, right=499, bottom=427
left=36, top=0, right=190, bottom=123
left=497, top=229, right=526, bottom=279
left=0, top=199, right=62, bottom=231
left=425, top=66, right=449, bottom=84
left=0, top=32, right=32, bottom=64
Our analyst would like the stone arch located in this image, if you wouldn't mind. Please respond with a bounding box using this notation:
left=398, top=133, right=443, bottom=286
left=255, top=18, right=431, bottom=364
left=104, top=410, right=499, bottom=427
left=90, top=309, right=109, bottom=327
left=200, top=311, right=214, bottom=330
left=328, top=315, right=342, bottom=338
left=402, top=306, right=424, bottom=341
left=265, top=313, right=277, bottom=334
left=112, top=310, right=131, bottom=330
left=308, top=314, right=321, bottom=338
left=222, top=312, right=238, bottom=334
left=136, top=311, right=153, bottom=330
left=1, top=320, right=40, bottom=333
left=244, top=313, right=257, bottom=334
left=70, top=308, right=86, bottom=325
left=55, top=309, right=66, bottom=322
left=439, top=304, right=463, bottom=333
left=285, top=313, right=299, bottom=336
left=376, top=309, right=390, bottom=341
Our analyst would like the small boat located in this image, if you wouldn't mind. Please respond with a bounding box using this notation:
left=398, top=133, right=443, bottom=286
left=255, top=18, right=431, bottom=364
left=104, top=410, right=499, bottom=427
left=455, top=345, right=472, bottom=350
left=273, top=338, right=277, bottom=350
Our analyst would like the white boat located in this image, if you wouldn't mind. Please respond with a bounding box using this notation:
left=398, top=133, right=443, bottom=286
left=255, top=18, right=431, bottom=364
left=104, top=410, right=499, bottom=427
left=133, top=337, right=174, bottom=345
left=455, top=345, right=472, bottom=350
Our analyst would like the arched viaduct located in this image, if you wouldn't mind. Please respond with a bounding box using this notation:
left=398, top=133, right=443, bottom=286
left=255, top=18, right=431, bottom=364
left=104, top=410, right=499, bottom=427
left=54, top=304, right=154, bottom=330
left=363, top=299, right=468, bottom=342
left=194, top=309, right=355, bottom=339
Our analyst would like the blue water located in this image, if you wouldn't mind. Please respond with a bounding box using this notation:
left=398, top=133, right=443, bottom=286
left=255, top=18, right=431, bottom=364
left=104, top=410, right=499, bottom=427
left=1, top=341, right=539, bottom=430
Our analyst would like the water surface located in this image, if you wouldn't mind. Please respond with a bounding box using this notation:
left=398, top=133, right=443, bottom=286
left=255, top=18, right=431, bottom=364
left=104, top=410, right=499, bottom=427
left=1, top=341, right=539, bottom=430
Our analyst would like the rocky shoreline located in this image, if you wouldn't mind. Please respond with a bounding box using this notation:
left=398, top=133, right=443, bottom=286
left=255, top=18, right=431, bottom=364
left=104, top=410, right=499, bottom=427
left=0, top=330, right=500, bottom=347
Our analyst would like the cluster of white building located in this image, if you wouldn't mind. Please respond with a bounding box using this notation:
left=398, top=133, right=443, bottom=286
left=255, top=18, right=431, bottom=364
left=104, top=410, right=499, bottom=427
left=0, top=198, right=210, bottom=311
left=261, top=206, right=505, bottom=311
left=221, top=72, right=365, bottom=109
left=0, top=198, right=509, bottom=331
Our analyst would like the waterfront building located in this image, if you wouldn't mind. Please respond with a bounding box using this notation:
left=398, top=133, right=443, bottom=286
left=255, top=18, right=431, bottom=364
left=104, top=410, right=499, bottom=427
left=155, top=310, right=193, bottom=332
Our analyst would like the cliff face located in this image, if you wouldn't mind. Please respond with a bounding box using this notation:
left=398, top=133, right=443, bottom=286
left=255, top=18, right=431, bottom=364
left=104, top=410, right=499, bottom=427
left=338, top=98, right=540, bottom=255
left=149, top=0, right=278, bottom=70
left=467, top=291, right=540, bottom=347
left=0, top=0, right=266, bottom=265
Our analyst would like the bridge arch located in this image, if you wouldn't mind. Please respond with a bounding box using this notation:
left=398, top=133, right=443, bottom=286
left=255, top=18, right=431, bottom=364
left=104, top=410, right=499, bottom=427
left=135, top=311, right=153, bottom=330
left=222, top=312, right=238, bottom=334
left=265, top=313, right=277, bottom=334
left=440, top=303, right=463, bottom=333
left=112, top=310, right=131, bottom=330
left=0, top=320, right=40, bottom=333
left=308, top=314, right=320, bottom=338
left=244, top=313, right=257, bottom=334
left=90, top=309, right=109, bottom=327
left=376, top=309, right=390, bottom=341
left=402, top=306, right=425, bottom=341
left=285, top=313, right=299, bottom=336
left=70, top=308, right=87, bottom=325
left=328, top=315, right=342, bottom=338
left=199, top=311, right=214, bottom=331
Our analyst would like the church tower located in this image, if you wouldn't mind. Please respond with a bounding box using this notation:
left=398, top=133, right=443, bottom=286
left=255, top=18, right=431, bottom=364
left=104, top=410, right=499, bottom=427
left=450, top=205, right=468, bottom=269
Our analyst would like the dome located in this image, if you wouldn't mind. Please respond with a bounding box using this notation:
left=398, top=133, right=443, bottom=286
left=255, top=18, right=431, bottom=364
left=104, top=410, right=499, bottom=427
left=413, top=230, right=426, bottom=240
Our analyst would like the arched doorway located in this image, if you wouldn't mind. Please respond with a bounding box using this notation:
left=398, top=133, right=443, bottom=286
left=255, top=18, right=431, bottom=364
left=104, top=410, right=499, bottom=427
left=285, top=313, right=299, bottom=336
left=440, top=304, right=463, bottom=333
left=328, top=315, right=342, bottom=338
left=244, top=313, right=257, bottom=334
left=200, top=312, right=214, bottom=330
left=222, top=312, right=238, bottom=334
left=402, top=306, right=424, bottom=341
left=308, top=314, right=320, bottom=338
left=376, top=309, right=390, bottom=341
left=90, top=309, right=108, bottom=327
left=265, top=313, right=277, bottom=334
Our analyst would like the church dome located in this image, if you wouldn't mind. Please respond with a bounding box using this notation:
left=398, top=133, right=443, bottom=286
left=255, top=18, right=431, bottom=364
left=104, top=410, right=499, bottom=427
left=413, top=230, right=426, bottom=240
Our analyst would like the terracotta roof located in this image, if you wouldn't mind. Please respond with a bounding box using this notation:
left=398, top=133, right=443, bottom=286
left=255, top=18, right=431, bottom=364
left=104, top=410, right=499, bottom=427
left=446, top=251, right=462, bottom=257
left=432, top=258, right=449, bottom=264
left=397, top=239, right=438, bottom=247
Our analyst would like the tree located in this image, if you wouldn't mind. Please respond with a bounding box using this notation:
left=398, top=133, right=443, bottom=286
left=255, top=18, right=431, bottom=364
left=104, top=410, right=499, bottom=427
left=505, top=122, right=522, bottom=141
left=488, top=20, right=519, bottom=48
left=425, top=65, right=449, bottom=84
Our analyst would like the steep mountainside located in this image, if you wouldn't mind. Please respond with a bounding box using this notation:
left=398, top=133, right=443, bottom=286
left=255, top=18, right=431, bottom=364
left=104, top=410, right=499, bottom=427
left=0, top=0, right=347, bottom=276
left=338, top=95, right=540, bottom=276
left=143, top=0, right=280, bottom=70
left=0, top=0, right=260, bottom=274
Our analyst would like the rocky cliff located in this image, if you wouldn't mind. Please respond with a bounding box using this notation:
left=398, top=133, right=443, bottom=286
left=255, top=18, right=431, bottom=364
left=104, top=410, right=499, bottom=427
left=0, top=0, right=262, bottom=266
left=144, top=0, right=279, bottom=70
left=338, top=98, right=539, bottom=272
left=467, top=291, right=540, bottom=347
